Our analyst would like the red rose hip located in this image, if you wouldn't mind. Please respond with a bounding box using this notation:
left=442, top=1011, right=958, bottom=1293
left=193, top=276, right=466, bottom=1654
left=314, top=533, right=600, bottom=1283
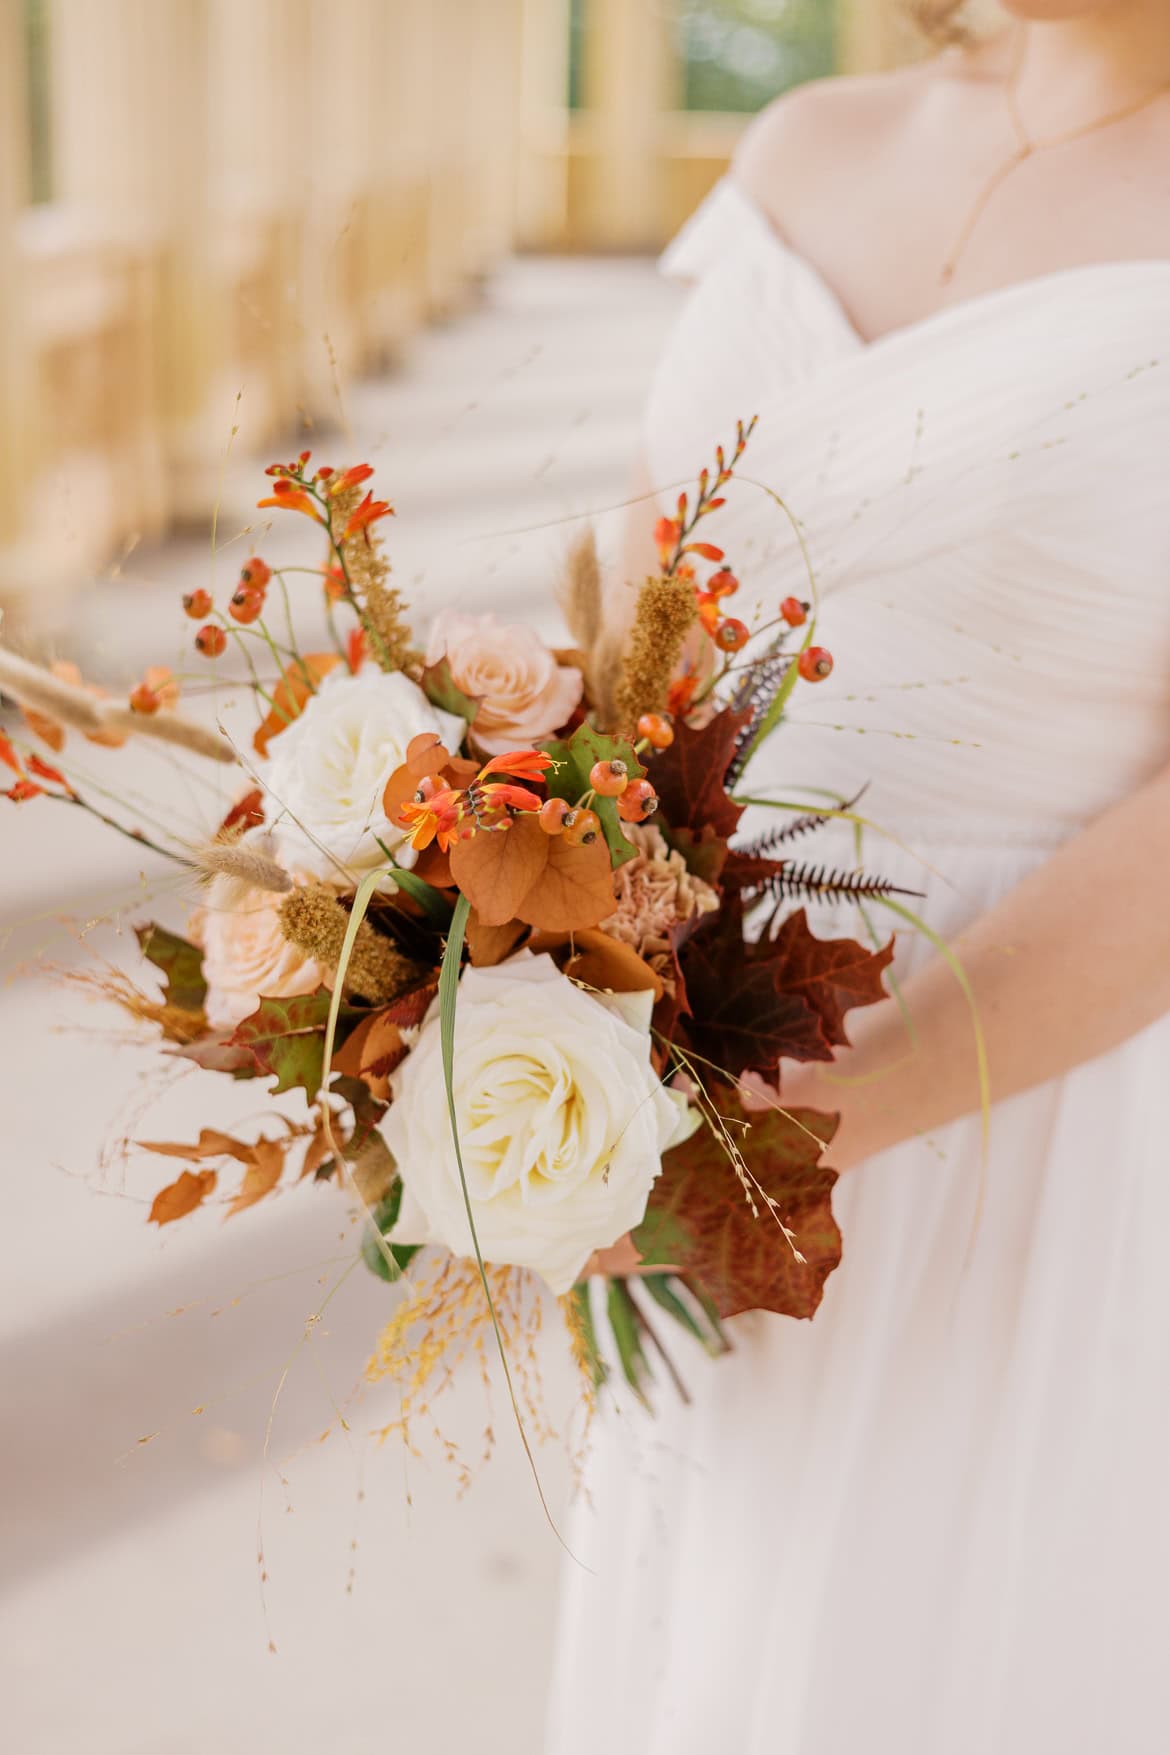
left=798, top=645, right=834, bottom=682
left=195, top=624, right=227, bottom=658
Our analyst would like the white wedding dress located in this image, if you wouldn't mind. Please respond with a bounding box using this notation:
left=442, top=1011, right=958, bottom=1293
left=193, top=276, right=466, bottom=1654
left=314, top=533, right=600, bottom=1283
left=547, top=179, right=1170, bottom=1754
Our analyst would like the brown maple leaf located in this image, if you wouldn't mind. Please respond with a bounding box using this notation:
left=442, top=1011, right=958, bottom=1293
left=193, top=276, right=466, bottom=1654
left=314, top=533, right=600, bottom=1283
left=767, top=908, right=894, bottom=1048
left=634, top=1097, right=840, bottom=1320
left=148, top=1168, right=218, bottom=1226
left=645, top=704, right=751, bottom=840
left=679, top=895, right=832, bottom=1081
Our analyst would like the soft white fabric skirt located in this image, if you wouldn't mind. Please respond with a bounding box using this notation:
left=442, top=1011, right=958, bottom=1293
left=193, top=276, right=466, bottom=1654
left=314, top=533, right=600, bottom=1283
left=547, top=838, right=1170, bottom=1754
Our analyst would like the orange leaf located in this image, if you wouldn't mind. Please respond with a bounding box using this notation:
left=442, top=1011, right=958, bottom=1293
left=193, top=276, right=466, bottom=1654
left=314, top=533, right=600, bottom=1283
left=139, top=1129, right=255, bottom=1164
left=413, top=842, right=453, bottom=888
left=331, top=1010, right=407, bottom=1102
left=515, top=832, right=618, bottom=932
left=564, top=930, right=664, bottom=999
left=300, top=1114, right=334, bottom=1181
left=466, top=911, right=529, bottom=967
left=149, top=1168, right=217, bottom=1226
left=253, top=653, right=340, bottom=757
left=227, top=1140, right=286, bottom=1216
left=449, top=813, right=550, bottom=927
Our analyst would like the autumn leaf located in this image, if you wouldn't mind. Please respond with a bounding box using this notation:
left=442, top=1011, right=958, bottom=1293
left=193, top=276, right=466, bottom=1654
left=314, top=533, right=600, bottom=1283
left=661, top=824, right=728, bottom=887
left=679, top=896, right=832, bottom=1081
left=136, top=923, right=207, bottom=1015
left=231, top=988, right=365, bottom=1099
left=766, top=909, right=894, bottom=1048
left=299, top=1114, right=334, bottom=1182
left=449, top=812, right=548, bottom=926
left=174, top=1033, right=257, bottom=1077
left=516, top=829, right=619, bottom=931
left=218, top=788, right=265, bottom=837
left=227, top=1140, right=286, bottom=1216
left=420, top=656, right=480, bottom=726
left=528, top=927, right=663, bottom=999
left=139, top=1129, right=255, bottom=1164
left=465, top=911, right=528, bottom=967
left=252, top=653, right=340, bottom=758
left=331, top=1010, right=409, bottom=1102
left=149, top=1169, right=217, bottom=1226
left=645, top=704, right=750, bottom=840
left=633, top=1097, right=840, bottom=1319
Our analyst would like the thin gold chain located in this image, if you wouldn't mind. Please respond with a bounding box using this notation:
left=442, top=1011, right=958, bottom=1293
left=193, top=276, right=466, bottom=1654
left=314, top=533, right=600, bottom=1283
left=940, top=31, right=1170, bottom=285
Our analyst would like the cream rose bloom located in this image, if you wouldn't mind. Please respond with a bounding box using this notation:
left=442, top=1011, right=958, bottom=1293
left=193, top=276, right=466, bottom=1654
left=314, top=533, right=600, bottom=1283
left=192, top=834, right=330, bottom=1030
left=383, top=953, right=696, bottom=1294
left=426, top=611, right=582, bottom=754
left=265, top=664, right=463, bottom=878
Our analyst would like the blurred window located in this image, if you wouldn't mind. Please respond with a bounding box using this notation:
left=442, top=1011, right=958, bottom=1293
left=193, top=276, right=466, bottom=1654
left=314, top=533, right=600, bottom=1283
left=25, top=0, right=52, bottom=203
left=679, top=0, right=838, bottom=113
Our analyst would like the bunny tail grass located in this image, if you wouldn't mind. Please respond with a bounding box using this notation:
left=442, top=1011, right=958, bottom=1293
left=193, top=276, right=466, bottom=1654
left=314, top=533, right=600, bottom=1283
left=559, top=525, right=603, bottom=655
left=97, top=706, right=236, bottom=764
left=195, top=842, right=293, bottom=896
left=0, top=647, right=105, bottom=732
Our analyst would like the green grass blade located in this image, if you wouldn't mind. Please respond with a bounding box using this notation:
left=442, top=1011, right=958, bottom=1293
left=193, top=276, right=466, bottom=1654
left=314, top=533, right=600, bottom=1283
left=605, top=1280, right=652, bottom=1409
left=439, top=893, right=570, bottom=1548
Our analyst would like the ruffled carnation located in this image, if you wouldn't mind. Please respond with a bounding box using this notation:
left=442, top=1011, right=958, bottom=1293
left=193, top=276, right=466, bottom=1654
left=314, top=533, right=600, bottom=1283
left=425, top=611, right=582, bottom=754
left=602, top=823, right=718, bottom=974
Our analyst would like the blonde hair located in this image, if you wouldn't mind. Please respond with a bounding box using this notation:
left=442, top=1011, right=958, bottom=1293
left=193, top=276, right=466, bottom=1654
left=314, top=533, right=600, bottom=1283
left=910, top=1, right=972, bottom=42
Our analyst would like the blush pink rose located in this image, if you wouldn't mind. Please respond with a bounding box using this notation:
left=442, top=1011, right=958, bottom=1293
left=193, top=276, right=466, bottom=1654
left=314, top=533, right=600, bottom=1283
left=426, top=611, right=583, bottom=754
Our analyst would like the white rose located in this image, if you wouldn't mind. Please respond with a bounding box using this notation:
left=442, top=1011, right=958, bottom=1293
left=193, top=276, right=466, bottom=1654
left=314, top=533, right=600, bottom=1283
left=426, top=611, right=582, bottom=755
left=191, top=833, right=330, bottom=1030
left=382, top=952, right=696, bottom=1294
left=264, top=665, right=464, bottom=878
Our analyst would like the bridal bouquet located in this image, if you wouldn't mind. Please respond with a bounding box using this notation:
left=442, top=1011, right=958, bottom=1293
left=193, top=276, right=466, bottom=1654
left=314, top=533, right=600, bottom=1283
left=1, top=420, right=898, bottom=1417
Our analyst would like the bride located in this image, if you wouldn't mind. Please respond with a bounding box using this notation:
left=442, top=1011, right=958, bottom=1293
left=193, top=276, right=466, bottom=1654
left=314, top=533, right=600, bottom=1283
left=547, top=3, right=1170, bottom=1751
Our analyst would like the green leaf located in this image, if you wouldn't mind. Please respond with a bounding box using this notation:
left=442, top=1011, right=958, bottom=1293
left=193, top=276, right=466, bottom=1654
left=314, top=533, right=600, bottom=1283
left=641, top=1273, right=729, bottom=1359
left=136, top=923, right=207, bottom=1013
left=604, top=1280, right=652, bottom=1408
left=376, top=852, right=455, bottom=927
left=542, top=723, right=644, bottom=869
left=361, top=1181, right=420, bottom=1282
left=231, top=988, right=364, bottom=1099
left=421, top=655, right=480, bottom=726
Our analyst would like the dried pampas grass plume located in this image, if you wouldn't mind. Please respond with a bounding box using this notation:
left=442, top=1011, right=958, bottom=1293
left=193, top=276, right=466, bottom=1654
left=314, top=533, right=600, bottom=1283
left=558, top=525, right=603, bottom=657
left=193, top=841, right=293, bottom=912
left=279, top=882, right=424, bottom=1005
left=0, top=646, right=105, bottom=734
left=0, top=646, right=235, bottom=764
left=98, top=705, right=235, bottom=765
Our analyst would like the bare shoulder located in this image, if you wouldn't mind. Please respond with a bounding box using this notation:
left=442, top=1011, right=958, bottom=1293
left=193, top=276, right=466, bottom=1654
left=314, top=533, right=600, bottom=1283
left=732, top=55, right=989, bottom=238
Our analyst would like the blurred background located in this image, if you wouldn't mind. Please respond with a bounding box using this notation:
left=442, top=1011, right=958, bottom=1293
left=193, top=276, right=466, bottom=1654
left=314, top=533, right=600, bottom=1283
left=0, top=3, right=973, bottom=1751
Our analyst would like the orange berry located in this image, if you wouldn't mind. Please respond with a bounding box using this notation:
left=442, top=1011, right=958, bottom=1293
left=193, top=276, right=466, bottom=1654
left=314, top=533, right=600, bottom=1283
left=780, top=596, right=808, bottom=628
left=128, top=682, right=161, bottom=715
left=798, top=645, right=834, bottom=683
left=182, top=588, right=212, bottom=620
left=229, top=587, right=264, bottom=625
left=539, top=797, right=571, bottom=836
left=239, top=557, right=271, bottom=590
left=562, top=806, right=601, bottom=846
left=195, top=624, right=227, bottom=658
left=617, top=780, right=658, bottom=823
left=589, top=758, right=628, bottom=798
left=714, top=617, right=750, bottom=653
left=707, top=567, right=739, bottom=599
left=636, top=712, right=674, bottom=750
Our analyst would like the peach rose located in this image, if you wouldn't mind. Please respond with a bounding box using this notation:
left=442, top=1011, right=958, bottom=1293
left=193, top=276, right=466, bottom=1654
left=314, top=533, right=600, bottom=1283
left=425, top=611, right=582, bottom=754
left=191, top=835, right=331, bottom=1030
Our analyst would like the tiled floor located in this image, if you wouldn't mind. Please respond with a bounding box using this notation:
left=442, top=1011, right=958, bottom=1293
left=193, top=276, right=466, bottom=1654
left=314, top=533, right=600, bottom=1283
left=0, top=254, right=681, bottom=1754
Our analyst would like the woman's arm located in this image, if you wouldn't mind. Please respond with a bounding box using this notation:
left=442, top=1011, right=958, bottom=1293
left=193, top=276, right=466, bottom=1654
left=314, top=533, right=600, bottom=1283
left=782, top=760, right=1170, bottom=1169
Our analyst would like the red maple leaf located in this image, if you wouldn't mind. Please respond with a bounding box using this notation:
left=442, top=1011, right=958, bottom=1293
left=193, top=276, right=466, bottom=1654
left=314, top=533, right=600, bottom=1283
left=634, top=1095, right=840, bottom=1319
left=767, top=908, right=894, bottom=1049
left=645, top=704, right=750, bottom=840
left=678, top=895, right=832, bottom=1080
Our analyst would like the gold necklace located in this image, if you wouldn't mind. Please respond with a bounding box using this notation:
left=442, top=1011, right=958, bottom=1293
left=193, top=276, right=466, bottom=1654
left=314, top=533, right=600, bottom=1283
left=940, top=32, right=1170, bottom=285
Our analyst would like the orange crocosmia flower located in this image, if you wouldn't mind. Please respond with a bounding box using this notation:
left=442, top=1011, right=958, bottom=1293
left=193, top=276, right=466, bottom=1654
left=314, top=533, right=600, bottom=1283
left=666, top=671, right=700, bottom=719
left=346, top=627, right=367, bottom=674
left=256, top=481, right=323, bottom=524
left=654, top=516, right=680, bottom=560
left=475, top=783, right=543, bottom=815
left=342, top=493, right=394, bottom=541
left=476, top=750, right=554, bottom=784
left=25, top=753, right=71, bottom=790
left=322, top=563, right=347, bottom=601
left=399, top=786, right=466, bottom=853
left=328, top=463, right=374, bottom=496
left=4, top=778, right=43, bottom=803
left=0, top=731, right=22, bottom=776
